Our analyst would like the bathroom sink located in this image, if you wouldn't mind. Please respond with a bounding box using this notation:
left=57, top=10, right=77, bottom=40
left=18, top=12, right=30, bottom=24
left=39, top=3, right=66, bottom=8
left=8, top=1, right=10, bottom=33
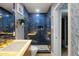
left=0, top=40, right=13, bottom=48
left=0, top=41, right=27, bottom=52
left=0, top=40, right=32, bottom=56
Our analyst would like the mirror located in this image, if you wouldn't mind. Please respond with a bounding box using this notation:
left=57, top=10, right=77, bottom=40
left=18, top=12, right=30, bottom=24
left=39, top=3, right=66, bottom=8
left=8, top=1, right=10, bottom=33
left=0, top=4, right=15, bottom=42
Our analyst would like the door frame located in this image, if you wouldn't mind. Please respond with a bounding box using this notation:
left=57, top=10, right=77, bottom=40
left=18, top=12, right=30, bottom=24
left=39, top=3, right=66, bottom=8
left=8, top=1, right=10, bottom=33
left=68, top=3, right=71, bottom=56
left=53, top=3, right=63, bottom=56
left=52, top=3, right=67, bottom=56
left=51, top=3, right=71, bottom=56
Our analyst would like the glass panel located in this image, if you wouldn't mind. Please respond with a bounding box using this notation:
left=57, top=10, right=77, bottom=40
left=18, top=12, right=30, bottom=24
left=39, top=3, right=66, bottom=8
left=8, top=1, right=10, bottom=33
left=0, top=4, right=15, bottom=42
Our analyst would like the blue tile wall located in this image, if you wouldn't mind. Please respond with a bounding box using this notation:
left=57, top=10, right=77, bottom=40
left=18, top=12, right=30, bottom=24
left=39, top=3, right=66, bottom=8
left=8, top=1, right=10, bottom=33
left=29, top=13, right=47, bottom=32
left=46, top=7, right=51, bottom=32
left=23, top=6, right=29, bottom=38
left=23, top=5, right=51, bottom=39
left=0, top=8, right=14, bottom=32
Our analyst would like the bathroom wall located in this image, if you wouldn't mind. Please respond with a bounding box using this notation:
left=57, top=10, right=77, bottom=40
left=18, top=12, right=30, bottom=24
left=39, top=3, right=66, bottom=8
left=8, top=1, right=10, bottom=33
left=15, top=3, right=48, bottom=39
left=69, top=4, right=79, bottom=56
left=53, top=10, right=61, bottom=56
left=29, top=13, right=47, bottom=32
left=51, top=4, right=60, bottom=56
left=51, top=4, right=58, bottom=55
left=2, top=14, right=13, bottom=32
left=23, top=6, right=29, bottom=39
left=0, top=7, right=14, bottom=32
left=46, top=7, right=51, bottom=32
left=15, top=3, right=24, bottom=39
left=15, top=3, right=30, bottom=39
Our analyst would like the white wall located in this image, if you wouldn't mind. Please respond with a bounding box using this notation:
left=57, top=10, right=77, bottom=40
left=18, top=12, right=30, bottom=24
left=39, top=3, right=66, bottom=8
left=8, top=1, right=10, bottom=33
left=15, top=3, right=24, bottom=39
left=51, top=4, right=54, bottom=55
left=68, top=3, right=79, bottom=56
left=51, top=4, right=61, bottom=56
left=53, top=10, right=61, bottom=56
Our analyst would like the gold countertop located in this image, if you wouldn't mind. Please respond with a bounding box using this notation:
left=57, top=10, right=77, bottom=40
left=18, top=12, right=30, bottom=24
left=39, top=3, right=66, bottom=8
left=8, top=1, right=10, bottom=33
left=27, top=32, right=37, bottom=36
left=0, top=40, right=32, bottom=56
left=27, top=32, right=51, bottom=35
left=0, top=32, right=13, bottom=35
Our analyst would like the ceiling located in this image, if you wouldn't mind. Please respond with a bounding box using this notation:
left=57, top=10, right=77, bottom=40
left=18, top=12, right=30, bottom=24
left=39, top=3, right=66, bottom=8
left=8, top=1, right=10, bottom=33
left=0, top=3, right=54, bottom=13
left=0, top=3, right=13, bottom=12
left=23, top=3, right=51, bottom=13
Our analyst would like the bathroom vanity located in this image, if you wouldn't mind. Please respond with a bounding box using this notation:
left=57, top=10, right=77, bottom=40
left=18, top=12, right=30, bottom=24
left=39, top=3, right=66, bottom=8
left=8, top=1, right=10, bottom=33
left=0, top=40, right=32, bottom=56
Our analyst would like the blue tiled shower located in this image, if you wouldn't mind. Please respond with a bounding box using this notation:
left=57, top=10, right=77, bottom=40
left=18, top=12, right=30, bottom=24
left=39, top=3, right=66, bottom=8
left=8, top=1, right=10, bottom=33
left=29, top=13, right=47, bottom=32
left=23, top=4, right=51, bottom=45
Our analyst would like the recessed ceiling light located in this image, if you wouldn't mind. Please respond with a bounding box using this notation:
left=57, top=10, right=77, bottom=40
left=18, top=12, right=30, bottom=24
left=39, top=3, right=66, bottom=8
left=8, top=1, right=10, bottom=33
left=36, top=14, right=39, bottom=16
left=6, top=15, right=9, bottom=17
left=36, top=9, right=40, bottom=13
left=0, top=13, right=2, bottom=15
